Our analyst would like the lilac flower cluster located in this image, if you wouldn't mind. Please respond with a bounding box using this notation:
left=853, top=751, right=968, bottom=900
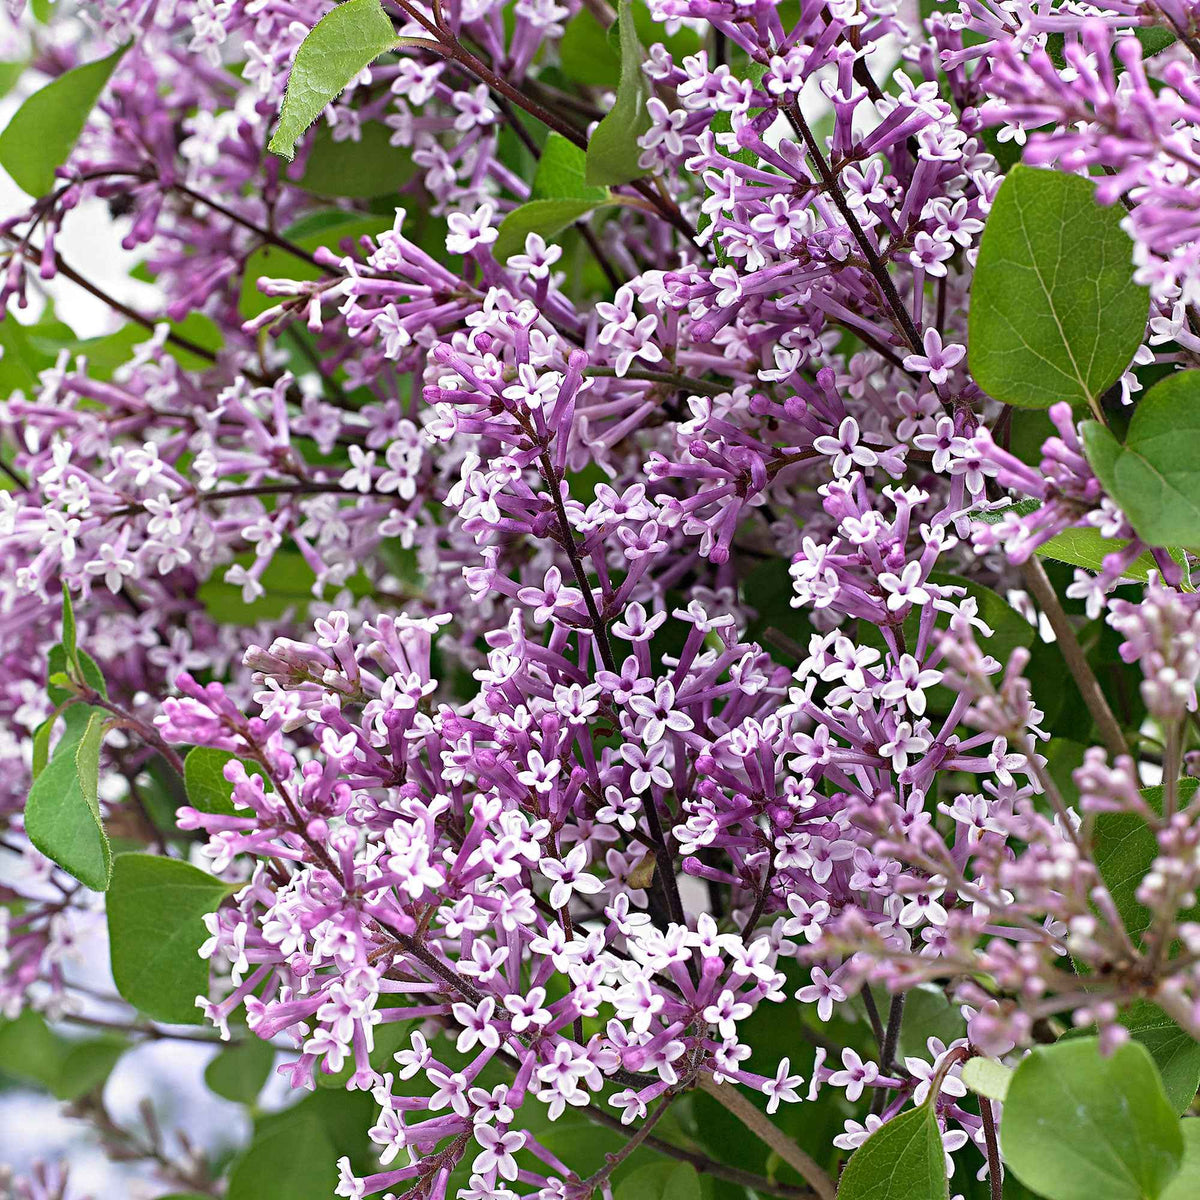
left=4, top=0, right=1200, bottom=1196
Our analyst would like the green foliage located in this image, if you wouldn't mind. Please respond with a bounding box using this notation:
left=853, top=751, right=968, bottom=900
left=227, top=1109, right=338, bottom=1199
left=584, top=0, right=652, bottom=186
left=1161, top=1121, right=1200, bottom=1200
left=1121, top=1002, right=1200, bottom=1115
left=494, top=198, right=605, bottom=261
left=296, top=122, right=415, bottom=197
left=961, top=1056, right=1012, bottom=1102
left=614, top=1162, right=703, bottom=1200
left=0, top=1008, right=127, bottom=1100
left=204, top=1038, right=276, bottom=1104
left=0, top=43, right=129, bottom=196
left=895, top=984, right=967, bottom=1060
left=698, top=60, right=765, bottom=264
left=532, top=133, right=609, bottom=202
left=1082, top=371, right=1200, bottom=548
left=973, top=499, right=1183, bottom=583
left=1000, top=1037, right=1183, bottom=1200
left=107, top=853, right=233, bottom=1024
left=23, top=308, right=223, bottom=379
left=559, top=2, right=699, bottom=88
left=968, top=166, right=1149, bottom=413
left=837, top=1104, right=949, bottom=1200
left=492, top=132, right=624, bottom=266
left=198, top=548, right=373, bottom=622
left=46, top=640, right=107, bottom=705
left=315, top=1016, right=415, bottom=1089
left=60, top=587, right=80, bottom=677
left=184, top=747, right=265, bottom=816
left=1092, top=779, right=1200, bottom=942
left=268, top=0, right=398, bottom=159
left=25, top=705, right=112, bottom=891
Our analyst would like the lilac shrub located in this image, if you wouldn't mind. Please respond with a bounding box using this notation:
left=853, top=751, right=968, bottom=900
left=3, top=0, right=1200, bottom=1198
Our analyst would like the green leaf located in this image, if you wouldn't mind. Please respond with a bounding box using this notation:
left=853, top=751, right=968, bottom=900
left=1001, top=1037, right=1183, bottom=1200
left=0, top=56, right=26, bottom=103
left=107, top=854, right=232, bottom=1024
left=184, top=747, right=265, bottom=816
left=837, top=1103, right=949, bottom=1200
left=961, top=1057, right=1012, bottom=1102
left=584, top=0, right=652, bottom=186
left=1162, top=1121, right=1200, bottom=1200
left=205, top=1037, right=276, bottom=1104
left=227, top=1112, right=338, bottom=1200
left=614, top=1161, right=703, bottom=1200
left=0, top=44, right=129, bottom=196
left=532, top=133, right=609, bottom=202
left=1123, top=1002, right=1200, bottom=1116
left=1082, top=371, right=1200, bottom=548
left=268, top=0, right=398, bottom=160
left=972, top=499, right=1181, bottom=583
left=31, top=709, right=60, bottom=779
left=57, top=1035, right=129, bottom=1100
left=0, top=1009, right=127, bottom=1100
left=1093, top=779, right=1200, bottom=942
left=46, top=642, right=106, bottom=706
left=315, top=1016, right=416, bottom=1089
left=559, top=3, right=700, bottom=88
left=25, top=706, right=112, bottom=890
left=296, top=121, right=414, bottom=198
left=560, top=7, right=623, bottom=86
left=0, top=315, right=47, bottom=395
left=493, top=198, right=603, bottom=262
left=895, top=984, right=967, bottom=1060
left=75, top=708, right=106, bottom=811
left=1134, top=26, right=1177, bottom=58
left=60, top=587, right=80, bottom=676
left=698, top=60, right=766, bottom=264
left=0, top=1008, right=71, bottom=1093
left=968, top=165, right=1149, bottom=413
left=199, top=548, right=374, bottom=621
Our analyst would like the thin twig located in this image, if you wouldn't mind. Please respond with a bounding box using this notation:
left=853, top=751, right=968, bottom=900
left=980, top=1096, right=1004, bottom=1200
left=1019, top=555, right=1130, bottom=761
left=783, top=103, right=923, bottom=358
left=697, top=1074, right=837, bottom=1200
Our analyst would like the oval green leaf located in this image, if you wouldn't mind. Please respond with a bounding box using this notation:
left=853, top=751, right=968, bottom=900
left=205, top=1037, right=276, bottom=1104
left=968, top=165, right=1149, bottom=413
left=296, top=122, right=414, bottom=198
left=25, top=706, right=111, bottom=891
left=268, top=0, right=398, bottom=160
left=532, top=133, right=609, bottom=202
left=227, top=1112, right=338, bottom=1200
left=1162, top=1121, right=1200, bottom=1200
left=614, top=1161, right=703, bottom=1200
left=0, top=43, right=129, bottom=197
left=1001, top=1037, right=1183, bottom=1200
left=1082, top=370, right=1200, bottom=548
left=584, top=0, right=652, bottom=186
left=1093, top=779, right=1200, bottom=943
left=837, top=1104, right=949, bottom=1200
left=494, top=198, right=604, bottom=262
left=184, top=746, right=266, bottom=816
left=107, top=853, right=232, bottom=1024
